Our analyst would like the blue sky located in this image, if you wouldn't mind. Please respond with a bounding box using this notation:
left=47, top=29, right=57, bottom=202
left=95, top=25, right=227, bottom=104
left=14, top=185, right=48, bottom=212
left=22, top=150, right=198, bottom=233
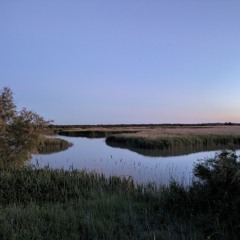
left=1, top=0, right=240, bottom=124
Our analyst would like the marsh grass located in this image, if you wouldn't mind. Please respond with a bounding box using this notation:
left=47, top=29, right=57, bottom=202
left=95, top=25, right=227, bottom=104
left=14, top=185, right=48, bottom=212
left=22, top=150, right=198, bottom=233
left=0, top=152, right=240, bottom=240
left=56, top=125, right=240, bottom=139
left=107, top=134, right=240, bottom=149
left=37, top=137, right=73, bottom=154
left=0, top=167, right=164, bottom=239
left=56, top=125, right=240, bottom=155
left=106, top=134, right=240, bottom=156
left=58, top=129, right=139, bottom=138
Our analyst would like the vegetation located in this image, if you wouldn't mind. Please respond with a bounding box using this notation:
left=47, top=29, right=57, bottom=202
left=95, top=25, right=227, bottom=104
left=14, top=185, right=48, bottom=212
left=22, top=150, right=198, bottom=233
left=37, top=137, right=73, bottom=154
left=0, top=151, right=239, bottom=239
left=58, top=129, right=139, bottom=138
left=51, top=123, right=240, bottom=132
left=52, top=124, right=240, bottom=156
left=1, top=88, right=240, bottom=239
left=0, top=87, right=51, bottom=167
left=192, top=150, right=240, bottom=227
left=0, top=87, right=72, bottom=167
left=106, top=134, right=240, bottom=149
left=106, top=133, right=240, bottom=156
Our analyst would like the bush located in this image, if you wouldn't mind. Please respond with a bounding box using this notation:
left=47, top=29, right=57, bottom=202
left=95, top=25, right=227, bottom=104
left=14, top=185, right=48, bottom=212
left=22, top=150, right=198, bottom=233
left=0, top=87, right=51, bottom=167
left=157, top=150, right=240, bottom=238
left=193, top=150, right=240, bottom=226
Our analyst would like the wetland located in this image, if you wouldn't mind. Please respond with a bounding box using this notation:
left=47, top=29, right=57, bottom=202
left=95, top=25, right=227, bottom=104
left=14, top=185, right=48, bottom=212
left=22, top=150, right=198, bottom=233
left=32, top=124, right=240, bottom=186
left=2, top=123, right=240, bottom=239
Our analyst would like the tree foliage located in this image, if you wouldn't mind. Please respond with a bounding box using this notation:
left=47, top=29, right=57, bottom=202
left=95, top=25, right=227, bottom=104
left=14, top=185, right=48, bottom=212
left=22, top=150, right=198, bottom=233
left=193, top=150, right=240, bottom=226
left=0, top=87, right=51, bottom=167
left=158, top=150, right=240, bottom=237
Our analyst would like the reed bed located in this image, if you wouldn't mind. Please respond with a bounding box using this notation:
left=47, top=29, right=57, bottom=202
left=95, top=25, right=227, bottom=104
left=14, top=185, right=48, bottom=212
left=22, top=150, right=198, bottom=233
left=55, top=125, right=240, bottom=154
left=106, top=126, right=240, bottom=155
left=122, top=125, right=240, bottom=139
left=53, top=125, right=240, bottom=139
left=0, top=167, right=186, bottom=240
left=106, top=134, right=240, bottom=150
left=58, top=130, right=139, bottom=138
left=37, top=137, right=73, bottom=154
left=0, top=152, right=240, bottom=240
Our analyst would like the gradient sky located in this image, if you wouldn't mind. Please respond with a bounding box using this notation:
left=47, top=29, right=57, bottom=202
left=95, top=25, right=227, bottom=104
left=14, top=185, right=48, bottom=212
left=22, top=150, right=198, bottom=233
left=1, top=1, right=240, bottom=124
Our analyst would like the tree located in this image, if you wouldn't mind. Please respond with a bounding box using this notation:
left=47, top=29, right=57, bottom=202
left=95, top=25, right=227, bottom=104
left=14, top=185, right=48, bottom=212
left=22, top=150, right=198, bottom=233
left=0, top=87, right=51, bottom=167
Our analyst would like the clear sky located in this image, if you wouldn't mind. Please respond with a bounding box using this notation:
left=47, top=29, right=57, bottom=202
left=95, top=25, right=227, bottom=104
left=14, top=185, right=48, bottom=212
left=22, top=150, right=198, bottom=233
left=1, top=0, right=240, bottom=124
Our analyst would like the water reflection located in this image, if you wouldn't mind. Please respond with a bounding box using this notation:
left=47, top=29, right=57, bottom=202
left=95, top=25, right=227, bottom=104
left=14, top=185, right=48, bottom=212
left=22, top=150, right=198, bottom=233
left=31, top=136, right=240, bottom=186
left=106, top=141, right=230, bottom=157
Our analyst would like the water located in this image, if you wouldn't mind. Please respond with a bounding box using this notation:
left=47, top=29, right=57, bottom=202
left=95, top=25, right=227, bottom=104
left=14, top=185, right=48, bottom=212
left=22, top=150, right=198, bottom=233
left=31, top=136, right=239, bottom=186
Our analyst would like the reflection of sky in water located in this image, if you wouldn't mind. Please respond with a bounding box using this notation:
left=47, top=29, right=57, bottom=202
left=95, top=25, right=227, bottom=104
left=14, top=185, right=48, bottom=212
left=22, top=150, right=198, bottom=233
left=31, top=136, right=240, bottom=186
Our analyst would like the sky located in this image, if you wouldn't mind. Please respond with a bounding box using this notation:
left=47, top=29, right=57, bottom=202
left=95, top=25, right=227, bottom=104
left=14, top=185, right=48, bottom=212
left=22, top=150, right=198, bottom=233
left=1, top=0, right=240, bottom=125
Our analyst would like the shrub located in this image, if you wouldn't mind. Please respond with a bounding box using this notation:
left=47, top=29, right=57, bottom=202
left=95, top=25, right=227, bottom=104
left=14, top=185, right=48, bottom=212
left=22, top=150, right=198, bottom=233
left=193, top=150, right=240, bottom=226
left=0, top=87, right=51, bottom=167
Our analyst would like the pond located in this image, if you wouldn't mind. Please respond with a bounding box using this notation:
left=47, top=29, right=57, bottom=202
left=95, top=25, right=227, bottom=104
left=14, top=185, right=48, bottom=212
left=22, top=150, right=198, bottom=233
left=31, top=136, right=240, bottom=186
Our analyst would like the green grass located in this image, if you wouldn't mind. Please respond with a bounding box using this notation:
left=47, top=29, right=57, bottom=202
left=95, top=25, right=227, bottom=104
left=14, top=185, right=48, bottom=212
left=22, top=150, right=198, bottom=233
left=0, top=151, right=240, bottom=240
left=0, top=167, right=201, bottom=239
left=37, top=137, right=73, bottom=154
left=0, top=167, right=162, bottom=239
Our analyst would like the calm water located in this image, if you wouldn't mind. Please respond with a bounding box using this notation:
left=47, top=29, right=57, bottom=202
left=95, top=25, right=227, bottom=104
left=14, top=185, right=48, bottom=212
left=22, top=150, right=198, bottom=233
left=31, top=136, right=240, bottom=186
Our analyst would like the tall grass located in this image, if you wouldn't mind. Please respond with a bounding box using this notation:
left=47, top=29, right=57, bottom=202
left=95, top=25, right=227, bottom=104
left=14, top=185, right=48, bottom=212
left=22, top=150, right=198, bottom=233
left=37, top=137, right=73, bottom=154
left=0, top=151, right=240, bottom=240
left=106, top=134, right=240, bottom=153
left=0, top=167, right=172, bottom=239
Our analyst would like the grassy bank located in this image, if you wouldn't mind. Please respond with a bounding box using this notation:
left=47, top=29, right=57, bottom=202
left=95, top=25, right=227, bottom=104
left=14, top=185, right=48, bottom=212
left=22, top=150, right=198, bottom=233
left=0, top=167, right=166, bottom=239
left=58, top=130, right=138, bottom=138
left=52, top=125, right=240, bottom=155
left=105, top=126, right=240, bottom=155
left=0, top=137, right=73, bottom=170
left=37, top=137, right=73, bottom=154
left=0, top=151, right=240, bottom=239
left=106, top=134, right=240, bottom=153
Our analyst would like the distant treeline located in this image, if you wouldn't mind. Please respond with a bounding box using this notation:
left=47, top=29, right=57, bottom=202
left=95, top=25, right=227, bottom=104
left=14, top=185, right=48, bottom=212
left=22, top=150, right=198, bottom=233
left=50, top=122, right=240, bottom=129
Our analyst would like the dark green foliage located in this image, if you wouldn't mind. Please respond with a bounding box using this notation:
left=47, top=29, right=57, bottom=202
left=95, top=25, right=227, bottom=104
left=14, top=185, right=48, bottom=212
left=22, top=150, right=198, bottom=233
left=0, top=87, right=51, bottom=167
left=0, top=167, right=138, bottom=206
left=192, top=150, right=240, bottom=227
left=0, top=167, right=205, bottom=240
left=1, top=151, right=240, bottom=239
left=157, top=150, right=240, bottom=239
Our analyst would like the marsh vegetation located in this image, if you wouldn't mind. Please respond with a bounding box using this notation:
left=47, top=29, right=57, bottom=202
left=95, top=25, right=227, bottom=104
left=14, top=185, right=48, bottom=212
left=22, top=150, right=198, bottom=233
left=56, top=124, right=240, bottom=156
left=1, top=151, right=240, bottom=239
left=1, top=88, right=240, bottom=239
left=37, top=137, right=73, bottom=154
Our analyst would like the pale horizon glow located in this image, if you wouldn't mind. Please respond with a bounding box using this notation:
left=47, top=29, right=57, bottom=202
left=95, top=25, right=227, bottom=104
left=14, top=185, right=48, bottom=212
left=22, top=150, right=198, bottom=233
left=1, top=1, right=240, bottom=124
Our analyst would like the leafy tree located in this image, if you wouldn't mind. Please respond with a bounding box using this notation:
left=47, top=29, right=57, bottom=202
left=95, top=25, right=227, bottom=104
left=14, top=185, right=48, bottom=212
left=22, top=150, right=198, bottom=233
left=0, top=87, right=51, bottom=167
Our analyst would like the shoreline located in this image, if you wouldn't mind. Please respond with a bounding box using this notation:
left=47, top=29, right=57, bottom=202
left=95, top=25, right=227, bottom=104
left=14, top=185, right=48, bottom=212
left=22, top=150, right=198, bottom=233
left=52, top=125, right=240, bottom=155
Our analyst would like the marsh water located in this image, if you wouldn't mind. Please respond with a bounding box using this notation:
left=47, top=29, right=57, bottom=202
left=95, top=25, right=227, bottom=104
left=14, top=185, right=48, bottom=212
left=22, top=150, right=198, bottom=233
left=31, top=136, right=240, bottom=186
